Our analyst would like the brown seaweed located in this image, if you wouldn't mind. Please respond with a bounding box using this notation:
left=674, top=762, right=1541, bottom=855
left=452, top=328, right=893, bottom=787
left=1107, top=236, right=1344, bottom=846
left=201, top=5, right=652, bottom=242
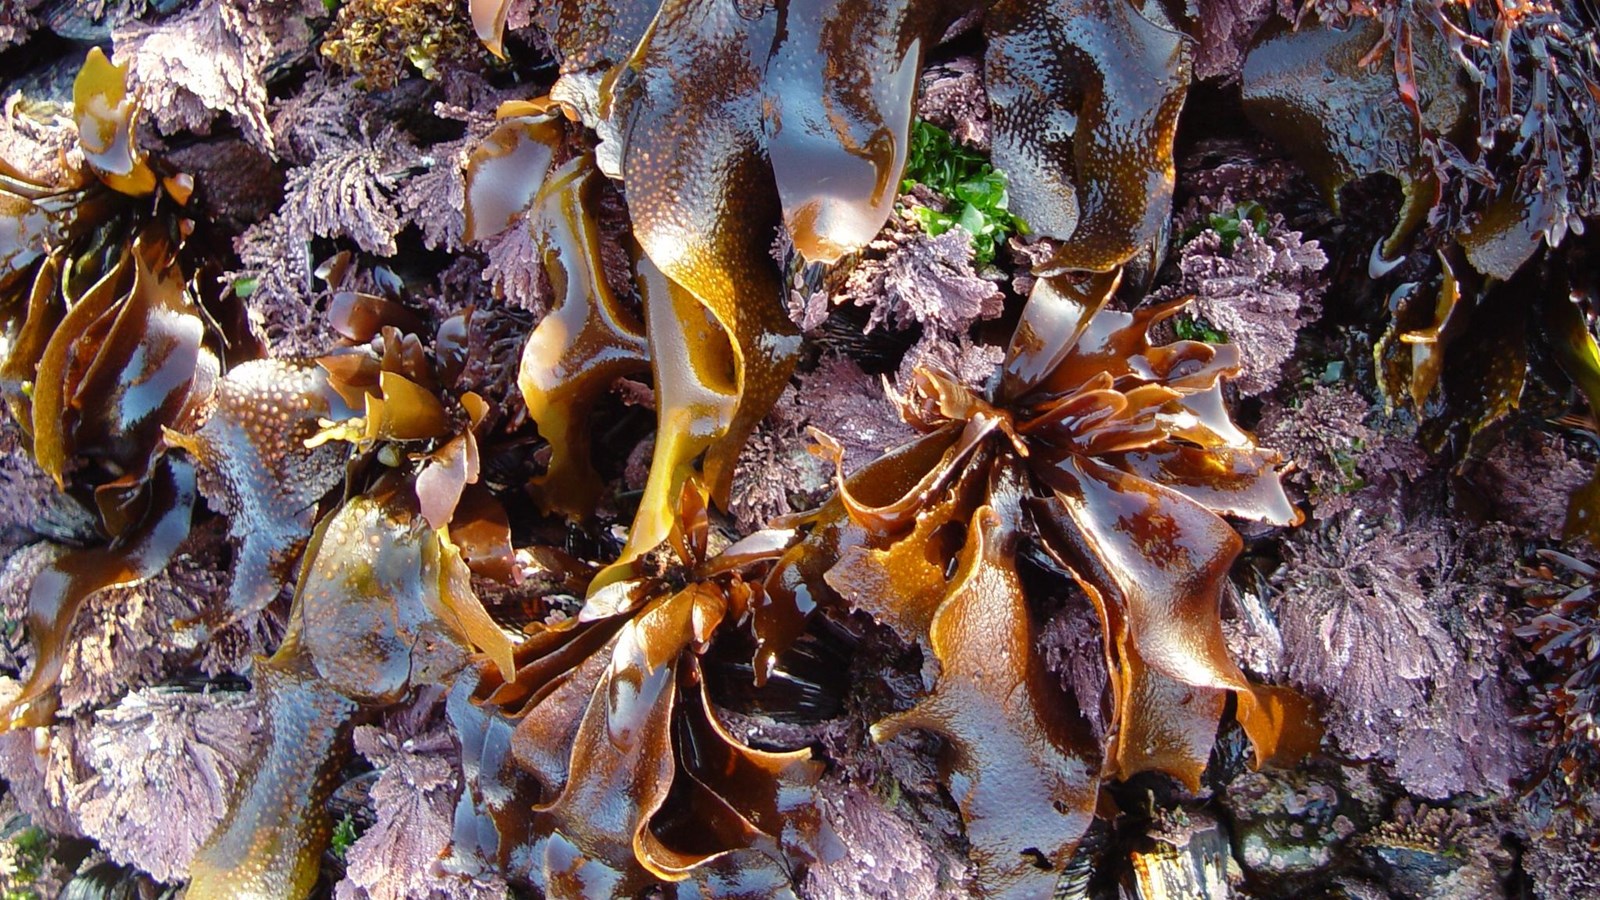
left=1513, top=550, right=1600, bottom=813
left=472, top=0, right=657, bottom=79
left=598, top=0, right=801, bottom=574
left=7, top=226, right=214, bottom=496
left=461, top=0, right=1223, bottom=586
left=1, top=52, right=214, bottom=491
left=450, top=497, right=823, bottom=897
left=0, top=52, right=231, bottom=726
left=986, top=0, right=1192, bottom=273
left=72, top=48, right=158, bottom=198
left=762, top=0, right=958, bottom=264
left=188, top=485, right=500, bottom=896
left=1246, top=3, right=1600, bottom=473
left=515, top=146, right=650, bottom=518
left=1372, top=244, right=1541, bottom=459
left=185, top=651, right=359, bottom=900
left=0, top=454, right=195, bottom=729
left=1241, top=16, right=1468, bottom=258
left=871, top=502, right=1098, bottom=897
left=164, top=360, right=359, bottom=624
left=305, top=318, right=519, bottom=676
left=0, top=9, right=1411, bottom=896
left=759, top=270, right=1317, bottom=895
left=1541, top=261, right=1600, bottom=547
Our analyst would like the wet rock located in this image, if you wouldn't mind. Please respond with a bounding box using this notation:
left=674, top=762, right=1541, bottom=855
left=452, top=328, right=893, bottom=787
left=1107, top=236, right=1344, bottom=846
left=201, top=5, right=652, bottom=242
left=1224, top=767, right=1357, bottom=883
left=1352, top=801, right=1509, bottom=900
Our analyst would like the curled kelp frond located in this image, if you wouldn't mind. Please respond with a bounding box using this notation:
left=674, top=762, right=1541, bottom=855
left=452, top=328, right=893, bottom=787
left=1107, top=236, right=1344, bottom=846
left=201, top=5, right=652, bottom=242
left=70, top=47, right=158, bottom=197
left=52, top=525, right=227, bottom=715
left=1372, top=246, right=1562, bottom=461
left=448, top=496, right=823, bottom=897
left=462, top=98, right=779, bottom=588
left=2, top=69, right=212, bottom=488
left=986, top=0, right=1192, bottom=274
left=0, top=50, right=219, bottom=490
left=0, top=455, right=196, bottom=729
left=752, top=269, right=1317, bottom=896
left=465, top=113, right=650, bottom=519
left=0, top=52, right=273, bottom=728
left=0, top=248, right=209, bottom=727
left=459, top=0, right=1219, bottom=581
left=188, top=481, right=509, bottom=897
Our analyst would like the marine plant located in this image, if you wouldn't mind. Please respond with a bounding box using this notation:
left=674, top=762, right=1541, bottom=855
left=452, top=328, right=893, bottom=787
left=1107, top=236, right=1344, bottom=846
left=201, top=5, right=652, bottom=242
left=0, top=49, right=239, bottom=728
left=756, top=271, right=1318, bottom=896
left=447, top=489, right=825, bottom=897
left=464, top=0, right=1199, bottom=584
left=1242, top=1, right=1600, bottom=468
left=182, top=477, right=502, bottom=897
left=181, top=296, right=527, bottom=895
left=434, top=8, right=1314, bottom=885
left=322, top=0, right=484, bottom=88
left=436, top=259, right=1322, bottom=898
left=0, top=1, right=1356, bottom=896
left=1514, top=549, right=1600, bottom=808
left=899, top=119, right=1027, bottom=266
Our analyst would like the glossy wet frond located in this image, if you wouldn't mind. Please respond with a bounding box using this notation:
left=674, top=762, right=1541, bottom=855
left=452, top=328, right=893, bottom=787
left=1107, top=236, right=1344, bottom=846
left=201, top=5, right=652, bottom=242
left=188, top=485, right=483, bottom=898
left=450, top=500, right=823, bottom=897
left=730, top=270, right=1317, bottom=896
left=0, top=53, right=221, bottom=727
left=462, top=0, right=1208, bottom=590
left=0, top=12, right=1354, bottom=898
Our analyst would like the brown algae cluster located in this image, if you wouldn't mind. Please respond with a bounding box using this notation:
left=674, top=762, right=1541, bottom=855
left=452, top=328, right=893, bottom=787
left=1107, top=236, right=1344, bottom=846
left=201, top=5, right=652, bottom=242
left=0, top=49, right=225, bottom=730
left=1242, top=2, right=1600, bottom=479
left=17, top=0, right=1600, bottom=897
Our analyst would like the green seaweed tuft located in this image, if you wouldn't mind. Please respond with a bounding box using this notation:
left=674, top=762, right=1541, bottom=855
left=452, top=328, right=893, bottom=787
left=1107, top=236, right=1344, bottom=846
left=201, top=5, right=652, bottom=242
left=900, top=120, right=1027, bottom=266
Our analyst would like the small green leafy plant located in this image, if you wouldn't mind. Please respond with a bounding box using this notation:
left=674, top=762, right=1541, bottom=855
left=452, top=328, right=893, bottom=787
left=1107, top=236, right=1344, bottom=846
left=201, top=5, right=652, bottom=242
left=1173, top=315, right=1228, bottom=344
left=1329, top=441, right=1367, bottom=495
left=1, top=825, right=52, bottom=900
left=330, top=814, right=359, bottom=862
left=1180, top=201, right=1270, bottom=253
left=900, top=120, right=1027, bottom=266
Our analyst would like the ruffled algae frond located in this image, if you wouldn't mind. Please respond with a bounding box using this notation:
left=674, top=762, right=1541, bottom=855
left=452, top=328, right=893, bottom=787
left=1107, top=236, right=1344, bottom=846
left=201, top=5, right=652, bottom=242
left=1, top=1, right=1598, bottom=897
